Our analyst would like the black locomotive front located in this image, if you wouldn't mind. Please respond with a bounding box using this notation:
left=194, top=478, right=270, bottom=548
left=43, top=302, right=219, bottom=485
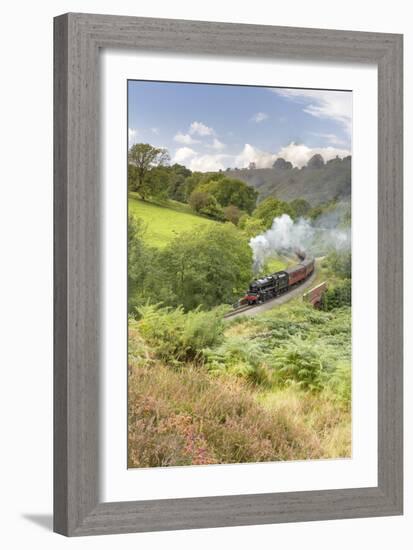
left=248, top=271, right=289, bottom=303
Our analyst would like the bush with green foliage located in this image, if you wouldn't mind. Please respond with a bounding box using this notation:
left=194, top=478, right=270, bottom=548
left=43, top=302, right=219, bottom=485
left=253, top=197, right=294, bottom=229
left=160, top=223, right=253, bottom=310
left=223, top=204, right=242, bottom=225
left=165, top=163, right=192, bottom=201
left=320, top=280, right=351, bottom=311
left=324, top=251, right=351, bottom=279
left=238, top=214, right=266, bottom=238
left=270, top=338, right=325, bottom=392
left=183, top=172, right=204, bottom=201
left=128, top=215, right=156, bottom=312
left=137, top=304, right=224, bottom=365
left=128, top=143, right=170, bottom=199
left=198, top=195, right=225, bottom=220
left=323, top=360, right=351, bottom=409
left=289, top=198, right=311, bottom=218
left=205, top=336, right=270, bottom=386
left=188, top=189, right=211, bottom=212
left=200, top=177, right=258, bottom=213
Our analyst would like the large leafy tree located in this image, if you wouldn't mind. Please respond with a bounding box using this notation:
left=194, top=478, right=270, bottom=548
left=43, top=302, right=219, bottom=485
left=128, top=143, right=170, bottom=200
left=160, top=224, right=253, bottom=310
left=166, top=163, right=192, bottom=201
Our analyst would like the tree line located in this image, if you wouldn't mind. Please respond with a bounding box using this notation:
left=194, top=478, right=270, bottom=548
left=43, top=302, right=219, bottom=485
left=128, top=143, right=341, bottom=227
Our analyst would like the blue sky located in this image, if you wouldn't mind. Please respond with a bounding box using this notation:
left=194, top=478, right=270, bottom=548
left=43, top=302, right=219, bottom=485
left=128, top=80, right=352, bottom=171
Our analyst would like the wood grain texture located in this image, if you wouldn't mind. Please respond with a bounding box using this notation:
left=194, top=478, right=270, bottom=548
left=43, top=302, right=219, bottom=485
left=53, top=13, right=403, bottom=536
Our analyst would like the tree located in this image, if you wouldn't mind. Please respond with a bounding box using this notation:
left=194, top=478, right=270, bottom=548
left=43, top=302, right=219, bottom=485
left=160, top=224, right=253, bottom=310
left=184, top=172, right=203, bottom=201
left=188, top=190, right=211, bottom=212
left=238, top=215, right=266, bottom=239
left=253, top=197, right=294, bottom=229
left=289, top=198, right=311, bottom=218
left=307, top=154, right=325, bottom=168
left=199, top=196, right=224, bottom=221
left=189, top=190, right=224, bottom=220
left=144, top=166, right=170, bottom=200
left=165, top=164, right=192, bottom=201
left=224, top=205, right=242, bottom=225
left=128, top=215, right=154, bottom=312
left=273, top=157, right=293, bottom=170
left=199, top=177, right=258, bottom=213
left=128, top=143, right=170, bottom=199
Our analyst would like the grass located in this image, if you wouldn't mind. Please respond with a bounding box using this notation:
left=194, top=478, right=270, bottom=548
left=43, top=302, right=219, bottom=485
left=128, top=300, right=351, bottom=468
left=128, top=193, right=217, bottom=247
left=128, top=325, right=350, bottom=468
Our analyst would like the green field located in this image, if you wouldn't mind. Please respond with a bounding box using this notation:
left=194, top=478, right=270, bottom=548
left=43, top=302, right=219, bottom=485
left=128, top=193, right=217, bottom=247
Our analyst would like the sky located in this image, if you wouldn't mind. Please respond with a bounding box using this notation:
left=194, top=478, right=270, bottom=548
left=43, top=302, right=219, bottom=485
left=128, top=80, right=352, bottom=171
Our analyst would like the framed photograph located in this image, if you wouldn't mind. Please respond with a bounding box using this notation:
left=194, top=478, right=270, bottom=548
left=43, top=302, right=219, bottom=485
left=54, top=13, right=403, bottom=536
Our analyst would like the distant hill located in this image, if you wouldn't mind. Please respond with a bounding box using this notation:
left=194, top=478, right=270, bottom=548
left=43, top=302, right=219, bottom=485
left=226, top=156, right=351, bottom=206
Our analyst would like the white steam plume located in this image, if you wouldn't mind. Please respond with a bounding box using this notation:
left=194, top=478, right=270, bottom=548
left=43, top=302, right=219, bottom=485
left=250, top=213, right=350, bottom=271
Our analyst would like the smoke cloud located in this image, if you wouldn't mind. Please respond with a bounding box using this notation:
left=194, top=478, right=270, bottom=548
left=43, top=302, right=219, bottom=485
left=250, top=212, right=350, bottom=271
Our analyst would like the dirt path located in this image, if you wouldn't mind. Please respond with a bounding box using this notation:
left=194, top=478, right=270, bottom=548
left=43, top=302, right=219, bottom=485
left=225, top=270, right=318, bottom=320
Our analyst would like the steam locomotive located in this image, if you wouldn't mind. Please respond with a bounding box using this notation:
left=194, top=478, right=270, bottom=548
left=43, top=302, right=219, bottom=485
left=240, top=257, right=315, bottom=306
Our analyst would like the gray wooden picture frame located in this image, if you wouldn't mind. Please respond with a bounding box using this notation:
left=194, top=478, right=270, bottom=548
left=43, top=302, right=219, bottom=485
left=54, top=13, right=403, bottom=536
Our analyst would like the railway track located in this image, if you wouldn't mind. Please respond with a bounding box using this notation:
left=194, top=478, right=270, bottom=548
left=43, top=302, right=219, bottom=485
left=223, top=304, right=253, bottom=319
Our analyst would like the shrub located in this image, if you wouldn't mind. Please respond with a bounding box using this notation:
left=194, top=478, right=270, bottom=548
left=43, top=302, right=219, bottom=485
left=324, top=360, right=351, bottom=409
left=270, top=338, right=325, bottom=392
left=320, top=280, right=351, bottom=310
left=204, top=336, right=271, bottom=386
left=199, top=195, right=225, bottom=220
left=224, top=204, right=242, bottom=225
left=160, top=223, right=253, bottom=310
left=137, top=304, right=224, bottom=365
left=188, top=189, right=211, bottom=212
left=324, top=251, right=351, bottom=279
left=238, top=214, right=266, bottom=238
left=252, top=197, right=295, bottom=229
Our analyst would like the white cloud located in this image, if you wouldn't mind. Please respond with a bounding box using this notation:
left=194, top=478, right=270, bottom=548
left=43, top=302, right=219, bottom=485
left=173, top=132, right=199, bottom=145
left=189, top=121, right=214, bottom=136
left=235, top=144, right=277, bottom=169
left=128, top=128, right=138, bottom=145
left=210, top=138, right=226, bottom=150
left=173, top=146, right=228, bottom=171
left=273, top=89, right=352, bottom=134
left=187, top=154, right=227, bottom=172
left=173, top=147, right=197, bottom=163
left=275, top=142, right=350, bottom=168
left=251, top=112, right=268, bottom=123
left=309, top=132, right=347, bottom=146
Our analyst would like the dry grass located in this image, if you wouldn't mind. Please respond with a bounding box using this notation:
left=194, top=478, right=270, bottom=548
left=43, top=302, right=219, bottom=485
left=128, top=327, right=351, bottom=468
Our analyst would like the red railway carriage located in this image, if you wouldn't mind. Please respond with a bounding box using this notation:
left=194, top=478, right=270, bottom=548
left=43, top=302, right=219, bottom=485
left=302, top=257, right=315, bottom=278
left=285, top=264, right=306, bottom=286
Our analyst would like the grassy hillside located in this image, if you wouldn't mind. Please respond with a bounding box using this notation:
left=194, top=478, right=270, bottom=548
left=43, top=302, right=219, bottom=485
left=128, top=193, right=217, bottom=247
left=226, top=156, right=351, bottom=206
